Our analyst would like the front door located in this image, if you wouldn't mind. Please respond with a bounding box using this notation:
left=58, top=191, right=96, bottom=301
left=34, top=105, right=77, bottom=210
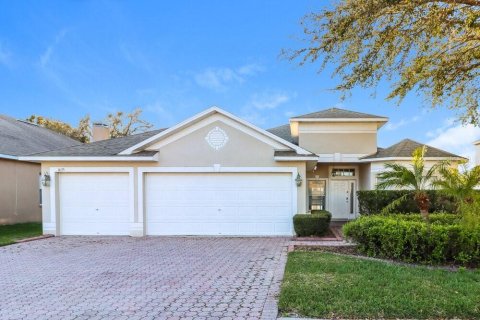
left=330, top=180, right=356, bottom=220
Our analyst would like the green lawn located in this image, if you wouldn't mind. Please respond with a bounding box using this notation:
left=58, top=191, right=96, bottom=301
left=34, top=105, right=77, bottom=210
left=0, top=222, right=42, bottom=246
left=279, top=251, right=480, bottom=319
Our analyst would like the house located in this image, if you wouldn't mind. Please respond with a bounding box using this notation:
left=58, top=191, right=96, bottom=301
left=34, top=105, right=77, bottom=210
left=0, top=115, right=81, bottom=225
left=22, top=107, right=464, bottom=236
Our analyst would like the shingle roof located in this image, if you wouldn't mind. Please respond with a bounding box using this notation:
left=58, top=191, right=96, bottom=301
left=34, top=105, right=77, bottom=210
left=266, top=124, right=297, bottom=144
left=361, top=139, right=464, bottom=160
left=31, top=129, right=166, bottom=157
left=0, top=115, right=82, bottom=157
left=291, top=107, right=387, bottom=120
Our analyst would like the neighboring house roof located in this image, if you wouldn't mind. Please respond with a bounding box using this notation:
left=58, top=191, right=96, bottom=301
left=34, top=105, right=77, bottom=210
left=266, top=124, right=297, bottom=145
left=29, top=129, right=166, bottom=157
left=291, top=107, right=387, bottom=120
left=361, top=139, right=465, bottom=160
left=0, top=115, right=81, bottom=158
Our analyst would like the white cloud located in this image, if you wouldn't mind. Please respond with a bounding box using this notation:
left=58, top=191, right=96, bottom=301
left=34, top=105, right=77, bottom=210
left=237, top=63, right=265, bottom=76
left=385, top=115, right=421, bottom=131
left=40, top=29, right=67, bottom=68
left=240, top=90, right=293, bottom=126
left=427, top=121, right=480, bottom=165
left=0, top=43, right=12, bottom=67
left=194, top=63, right=264, bottom=91
left=249, top=91, right=290, bottom=110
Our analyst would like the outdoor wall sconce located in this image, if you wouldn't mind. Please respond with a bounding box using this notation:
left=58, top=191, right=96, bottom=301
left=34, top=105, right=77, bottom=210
left=41, top=172, right=51, bottom=187
left=295, top=173, right=302, bottom=187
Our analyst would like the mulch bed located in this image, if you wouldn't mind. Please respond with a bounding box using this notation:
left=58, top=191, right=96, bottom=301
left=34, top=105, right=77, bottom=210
left=293, top=227, right=343, bottom=241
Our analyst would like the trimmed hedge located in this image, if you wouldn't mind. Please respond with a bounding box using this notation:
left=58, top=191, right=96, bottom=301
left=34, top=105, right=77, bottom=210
left=293, top=211, right=332, bottom=237
left=357, top=190, right=459, bottom=214
left=343, top=214, right=480, bottom=266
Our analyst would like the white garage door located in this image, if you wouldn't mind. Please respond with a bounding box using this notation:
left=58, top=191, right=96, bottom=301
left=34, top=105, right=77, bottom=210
left=145, top=173, right=293, bottom=236
left=59, top=173, right=131, bottom=235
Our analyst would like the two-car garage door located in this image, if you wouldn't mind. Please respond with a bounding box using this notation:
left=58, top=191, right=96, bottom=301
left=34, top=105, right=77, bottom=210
left=145, top=173, right=292, bottom=236
left=58, top=172, right=293, bottom=236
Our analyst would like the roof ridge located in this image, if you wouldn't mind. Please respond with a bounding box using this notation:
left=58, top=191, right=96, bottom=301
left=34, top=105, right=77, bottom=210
left=290, top=107, right=387, bottom=119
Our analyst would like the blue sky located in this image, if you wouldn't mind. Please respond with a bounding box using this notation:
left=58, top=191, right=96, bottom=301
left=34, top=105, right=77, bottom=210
left=0, top=1, right=478, bottom=161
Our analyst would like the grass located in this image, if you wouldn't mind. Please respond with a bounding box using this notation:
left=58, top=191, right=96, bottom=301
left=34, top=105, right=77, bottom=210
left=279, top=251, right=480, bottom=319
left=0, top=222, right=42, bottom=246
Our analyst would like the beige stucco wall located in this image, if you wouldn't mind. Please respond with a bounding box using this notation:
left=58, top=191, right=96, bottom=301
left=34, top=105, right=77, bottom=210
left=359, top=163, right=371, bottom=190
left=300, top=133, right=377, bottom=154
left=0, top=159, right=41, bottom=225
left=40, top=119, right=308, bottom=234
left=296, top=122, right=378, bottom=154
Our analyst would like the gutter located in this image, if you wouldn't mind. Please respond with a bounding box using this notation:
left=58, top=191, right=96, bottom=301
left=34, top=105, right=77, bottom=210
left=19, top=154, right=159, bottom=162
left=0, top=153, right=19, bottom=160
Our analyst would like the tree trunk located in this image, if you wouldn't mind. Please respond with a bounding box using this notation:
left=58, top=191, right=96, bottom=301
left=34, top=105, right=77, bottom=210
left=414, top=192, right=430, bottom=221
left=420, top=209, right=429, bottom=221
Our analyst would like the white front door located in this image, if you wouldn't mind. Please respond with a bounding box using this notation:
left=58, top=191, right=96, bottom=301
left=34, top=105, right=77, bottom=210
left=59, top=173, right=131, bottom=235
left=330, top=180, right=356, bottom=220
left=144, top=172, right=293, bottom=236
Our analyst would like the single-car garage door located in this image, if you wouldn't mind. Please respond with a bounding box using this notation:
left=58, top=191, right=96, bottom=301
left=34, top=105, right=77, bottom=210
left=145, top=173, right=293, bottom=236
left=59, top=173, right=131, bottom=235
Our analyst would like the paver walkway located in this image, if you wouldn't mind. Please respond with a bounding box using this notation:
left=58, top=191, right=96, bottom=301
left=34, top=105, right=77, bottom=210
left=0, top=236, right=289, bottom=320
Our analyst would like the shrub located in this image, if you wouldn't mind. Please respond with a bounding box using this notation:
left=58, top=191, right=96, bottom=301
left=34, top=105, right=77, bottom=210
left=293, top=211, right=332, bottom=237
left=343, top=214, right=480, bottom=266
left=357, top=190, right=459, bottom=215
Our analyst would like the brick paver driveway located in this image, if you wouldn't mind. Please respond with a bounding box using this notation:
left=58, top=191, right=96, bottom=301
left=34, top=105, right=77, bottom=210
left=0, top=237, right=289, bottom=320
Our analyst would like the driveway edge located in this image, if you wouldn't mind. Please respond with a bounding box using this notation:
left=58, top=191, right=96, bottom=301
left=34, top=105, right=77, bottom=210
left=261, top=243, right=289, bottom=319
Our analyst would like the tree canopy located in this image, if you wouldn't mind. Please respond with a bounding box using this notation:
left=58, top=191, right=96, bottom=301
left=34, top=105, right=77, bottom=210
left=106, top=108, right=153, bottom=138
left=286, top=0, right=480, bottom=125
left=27, top=114, right=91, bottom=143
left=27, top=108, right=153, bottom=143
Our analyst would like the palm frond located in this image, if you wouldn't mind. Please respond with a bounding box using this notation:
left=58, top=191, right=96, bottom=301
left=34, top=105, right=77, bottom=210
left=380, top=193, right=411, bottom=215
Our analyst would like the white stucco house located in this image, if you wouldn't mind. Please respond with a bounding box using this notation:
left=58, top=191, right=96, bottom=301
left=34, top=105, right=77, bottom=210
left=22, top=107, right=465, bottom=237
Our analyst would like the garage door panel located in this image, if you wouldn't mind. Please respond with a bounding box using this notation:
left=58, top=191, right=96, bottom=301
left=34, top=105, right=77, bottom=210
left=59, top=173, right=131, bottom=235
left=145, top=172, right=293, bottom=236
left=147, top=206, right=219, bottom=222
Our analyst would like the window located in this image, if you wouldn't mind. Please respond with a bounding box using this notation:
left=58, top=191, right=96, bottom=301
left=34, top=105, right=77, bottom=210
left=308, top=180, right=326, bottom=211
left=332, top=168, right=355, bottom=177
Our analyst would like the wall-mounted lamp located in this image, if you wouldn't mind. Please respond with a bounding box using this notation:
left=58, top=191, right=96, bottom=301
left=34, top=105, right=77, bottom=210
left=295, top=173, right=302, bottom=187
left=41, top=172, right=51, bottom=187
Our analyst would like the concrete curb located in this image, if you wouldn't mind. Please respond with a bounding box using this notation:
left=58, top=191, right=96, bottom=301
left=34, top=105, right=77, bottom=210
left=14, top=234, right=54, bottom=243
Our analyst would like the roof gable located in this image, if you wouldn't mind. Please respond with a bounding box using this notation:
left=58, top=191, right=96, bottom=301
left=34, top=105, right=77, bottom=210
left=0, top=115, right=81, bottom=157
left=361, top=139, right=465, bottom=160
left=120, top=107, right=312, bottom=155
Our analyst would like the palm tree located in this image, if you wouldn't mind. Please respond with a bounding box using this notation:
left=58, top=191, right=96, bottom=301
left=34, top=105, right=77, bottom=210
left=433, top=163, right=480, bottom=207
left=376, top=146, right=440, bottom=220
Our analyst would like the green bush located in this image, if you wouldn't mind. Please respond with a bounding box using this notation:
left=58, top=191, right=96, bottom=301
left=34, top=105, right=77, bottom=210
left=343, top=214, right=480, bottom=266
left=293, top=211, right=332, bottom=237
left=357, top=190, right=459, bottom=214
